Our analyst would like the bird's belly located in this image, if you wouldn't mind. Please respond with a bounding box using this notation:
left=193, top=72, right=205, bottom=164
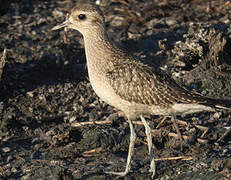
left=89, top=73, right=171, bottom=117
left=88, top=73, right=125, bottom=108
left=92, top=81, right=117, bottom=105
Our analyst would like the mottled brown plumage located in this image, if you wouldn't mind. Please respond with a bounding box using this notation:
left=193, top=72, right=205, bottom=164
left=52, top=3, right=231, bottom=179
left=106, top=53, right=231, bottom=109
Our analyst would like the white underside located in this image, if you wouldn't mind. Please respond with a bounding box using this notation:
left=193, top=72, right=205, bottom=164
left=172, top=103, right=214, bottom=115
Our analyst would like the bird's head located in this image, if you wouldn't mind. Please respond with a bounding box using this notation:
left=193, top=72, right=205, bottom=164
left=52, top=3, right=105, bottom=35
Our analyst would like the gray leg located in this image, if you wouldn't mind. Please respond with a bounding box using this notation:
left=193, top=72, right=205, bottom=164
left=171, top=115, right=183, bottom=142
left=171, top=115, right=184, bottom=152
left=140, top=115, right=156, bottom=179
left=105, top=118, right=136, bottom=176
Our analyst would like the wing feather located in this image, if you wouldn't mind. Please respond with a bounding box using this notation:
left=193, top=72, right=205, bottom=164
left=106, top=57, right=207, bottom=106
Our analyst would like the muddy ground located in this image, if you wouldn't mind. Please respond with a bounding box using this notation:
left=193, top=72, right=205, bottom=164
left=0, top=0, right=231, bottom=179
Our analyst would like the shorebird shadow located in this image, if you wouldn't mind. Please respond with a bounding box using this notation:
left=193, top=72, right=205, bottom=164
left=0, top=44, right=87, bottom=101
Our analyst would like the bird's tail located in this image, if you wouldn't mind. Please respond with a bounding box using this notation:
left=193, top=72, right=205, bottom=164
left=203, top=97, right=231, bottom=111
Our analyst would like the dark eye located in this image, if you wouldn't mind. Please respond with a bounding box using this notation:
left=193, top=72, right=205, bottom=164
left=78, top=14, right=86, bottom=20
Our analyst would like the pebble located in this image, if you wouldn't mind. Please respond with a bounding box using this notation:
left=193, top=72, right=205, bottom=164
left=69, top=116, right=76, bottom=123
left=2, top=147, right=11, bottom=153
left=165, top=18, right=177, bottom=26
left=213, top=112, right=221, bottom=119
left=11, top=167, right=18, bottom=173
left=26, top=91, right=34, bottom=97
left=21, top=174, right=32, bottom=180
left=52, top=9, right=64, bottom=18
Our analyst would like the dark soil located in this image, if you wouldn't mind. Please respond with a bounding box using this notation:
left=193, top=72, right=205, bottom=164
left=0, top=0, right=231, bottom=179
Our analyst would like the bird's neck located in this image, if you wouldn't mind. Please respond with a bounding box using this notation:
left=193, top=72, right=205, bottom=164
left=82, top=27, right=116, bottom=94
left=83, top=27, right=116, bottom=68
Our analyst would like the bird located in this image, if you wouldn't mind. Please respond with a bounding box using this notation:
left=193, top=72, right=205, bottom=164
left=52, top=3, right=231, bottom=179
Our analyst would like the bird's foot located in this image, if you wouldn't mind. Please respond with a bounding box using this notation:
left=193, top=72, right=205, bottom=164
left=104, top=170, right=129, bottom=177
left=147, top=159, right=156, bottom=179
left=149, top=168, right=156, bottom=179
